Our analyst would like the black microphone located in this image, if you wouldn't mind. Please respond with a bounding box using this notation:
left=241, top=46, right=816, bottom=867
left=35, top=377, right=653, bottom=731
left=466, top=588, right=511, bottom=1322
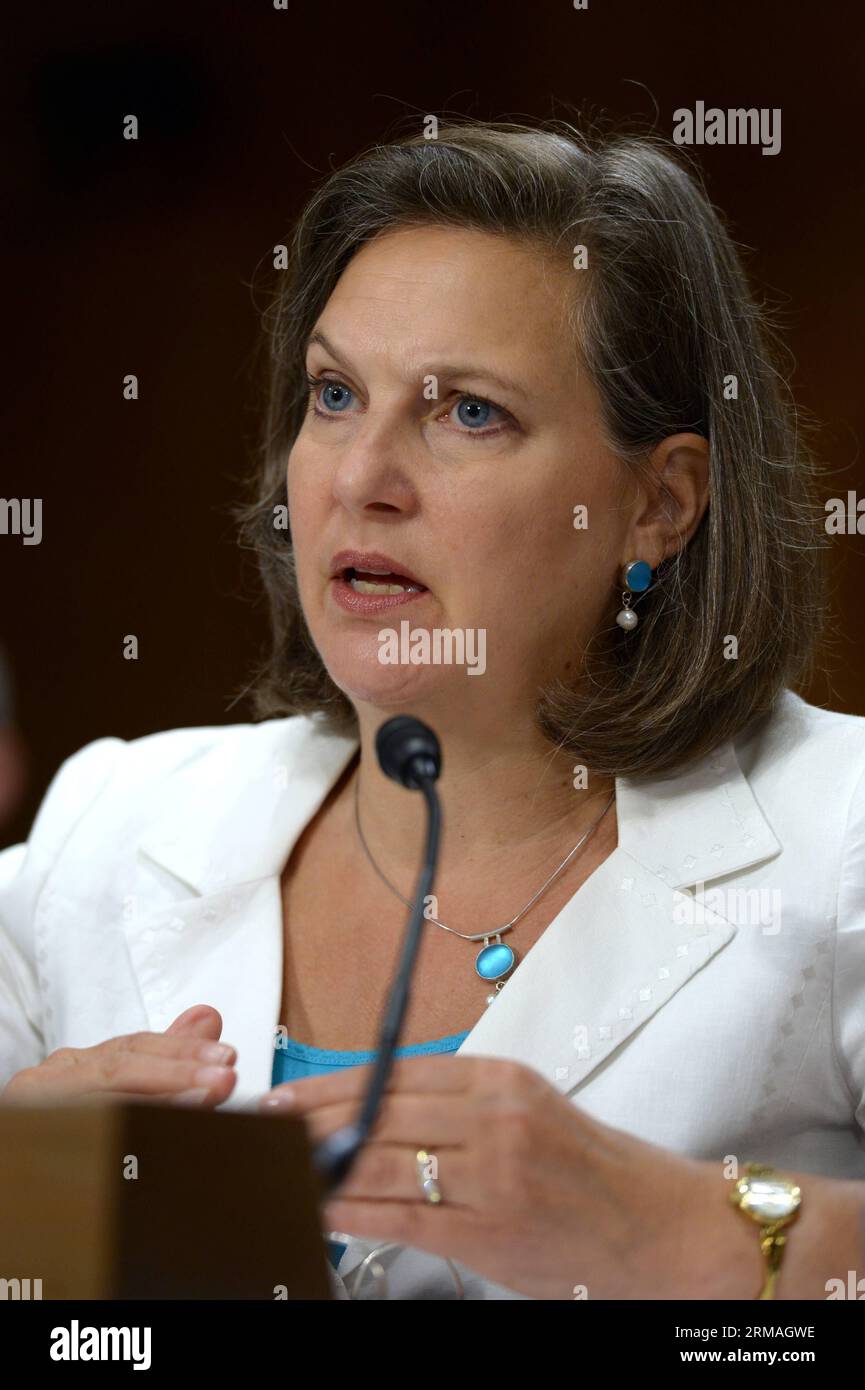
left=375, top=715, right=441, bottom=788
left=312, top=716, right=442, bottom=1191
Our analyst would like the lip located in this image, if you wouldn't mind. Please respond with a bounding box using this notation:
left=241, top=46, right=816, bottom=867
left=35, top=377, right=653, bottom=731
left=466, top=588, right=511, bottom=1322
left=329, top=549, right=428, bottom=589
left=330, top=577, right=431, bottom=615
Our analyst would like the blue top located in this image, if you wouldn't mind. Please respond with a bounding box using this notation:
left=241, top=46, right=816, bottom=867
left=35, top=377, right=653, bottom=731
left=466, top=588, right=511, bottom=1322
left=271, top=1029, right=470, bottom=1085
left=271, top=1030, right=469, bottom=1274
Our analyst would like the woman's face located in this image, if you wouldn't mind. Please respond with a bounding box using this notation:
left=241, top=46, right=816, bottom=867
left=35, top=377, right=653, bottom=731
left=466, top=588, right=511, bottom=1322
left=287, top=224, right=636, bottom=723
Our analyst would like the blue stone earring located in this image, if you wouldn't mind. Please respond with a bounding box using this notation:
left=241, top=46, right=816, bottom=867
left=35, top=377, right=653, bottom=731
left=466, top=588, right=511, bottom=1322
left=616, top=560, right=653, bottom=631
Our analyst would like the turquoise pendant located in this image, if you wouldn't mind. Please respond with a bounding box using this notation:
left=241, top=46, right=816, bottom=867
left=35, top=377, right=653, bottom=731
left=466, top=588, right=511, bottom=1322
left=475, top=936, right=516, bottom=982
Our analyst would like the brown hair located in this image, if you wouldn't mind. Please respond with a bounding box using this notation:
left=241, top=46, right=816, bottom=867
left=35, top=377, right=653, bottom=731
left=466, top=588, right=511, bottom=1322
left=236, top=116, right=829, bottom=779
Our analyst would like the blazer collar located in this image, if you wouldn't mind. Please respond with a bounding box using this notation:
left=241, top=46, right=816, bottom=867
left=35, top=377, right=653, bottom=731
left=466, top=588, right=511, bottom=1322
left=461, top=737, right=782, bottom=1093
left=616, top=737, right=780, bottom=890
left=131, top=715, right=782, bottom=1103
left=137, top=717, right=360, bottom=895
left=137, top=716, right=779, bottom=895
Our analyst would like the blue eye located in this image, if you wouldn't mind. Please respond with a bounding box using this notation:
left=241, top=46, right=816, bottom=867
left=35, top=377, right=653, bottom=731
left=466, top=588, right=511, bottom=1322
left=450, top=394, right=510, bottom=436
left=306, top=373, right=356, bottom=415
left=319, top=380, right=353, bottom=412
left=456, top=398, right=492, bottom=428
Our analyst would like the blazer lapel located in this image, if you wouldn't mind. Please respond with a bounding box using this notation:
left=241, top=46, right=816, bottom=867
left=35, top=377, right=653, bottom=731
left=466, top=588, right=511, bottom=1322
left=458, top=737, right=783, bottom=1095
left=128, top=719, right=359, bottom=1105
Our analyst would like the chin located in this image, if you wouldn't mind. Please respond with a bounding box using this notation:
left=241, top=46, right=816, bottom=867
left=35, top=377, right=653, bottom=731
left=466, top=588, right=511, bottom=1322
left=325, top=659, right=446, bottom=712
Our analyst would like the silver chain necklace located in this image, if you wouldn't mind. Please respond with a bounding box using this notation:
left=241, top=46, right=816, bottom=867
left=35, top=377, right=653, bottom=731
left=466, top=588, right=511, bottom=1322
left=353, top=777, right=615, bottom=1004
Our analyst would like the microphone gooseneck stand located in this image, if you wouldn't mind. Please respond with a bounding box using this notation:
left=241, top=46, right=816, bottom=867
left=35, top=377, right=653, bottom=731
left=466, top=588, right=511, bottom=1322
left=312, top=715, right=442, bottom=1193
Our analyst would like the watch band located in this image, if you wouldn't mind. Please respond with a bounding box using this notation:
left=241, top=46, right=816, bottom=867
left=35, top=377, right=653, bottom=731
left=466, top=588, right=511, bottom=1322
left=729, top=1162, right=803, bottom=1300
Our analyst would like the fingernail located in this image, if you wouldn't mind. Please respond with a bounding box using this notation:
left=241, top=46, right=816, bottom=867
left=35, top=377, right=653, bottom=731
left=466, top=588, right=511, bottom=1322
left=193, top=1065, right=232, bottom=1087
left=260, top=1088, right=296, bottom=1111
left=175, top=1088, right=209, bottom=1105
left=198, top=1042, right=235, bottom=1064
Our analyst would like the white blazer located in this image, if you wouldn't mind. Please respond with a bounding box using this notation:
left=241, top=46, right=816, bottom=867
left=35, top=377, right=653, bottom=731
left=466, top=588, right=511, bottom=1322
left=1, top=687, right=864, bottom=1299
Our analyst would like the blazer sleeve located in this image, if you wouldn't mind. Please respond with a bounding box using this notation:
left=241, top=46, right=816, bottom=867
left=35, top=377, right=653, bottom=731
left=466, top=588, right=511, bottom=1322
left=834, top=762, right=865, bottom=1136
left=0, top=737, right=126, bottom=1087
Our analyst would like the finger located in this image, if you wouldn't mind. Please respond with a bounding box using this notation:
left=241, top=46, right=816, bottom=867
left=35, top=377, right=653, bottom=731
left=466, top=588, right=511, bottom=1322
left=277, top=1092, right=470, bottom=1148
left=95, top=1056, right=236, bottom=1097
left=44, top=1056, right=235, bottom=1100
left=40, top=1034, right=235, bottom=1073
left=58, top=1084, right=233, bottom=1106
left=164, top=1006, right=223, bottom=1040
left=1, top=1065, right=231, bottom=1106
left=325, top=1139, right=476, bottom=1206
left=117, top=1033, right=236, bottom=1066
left=79, top=1084, right=233, bottom=1108
left=262, top=1053, right=476, bottom=1114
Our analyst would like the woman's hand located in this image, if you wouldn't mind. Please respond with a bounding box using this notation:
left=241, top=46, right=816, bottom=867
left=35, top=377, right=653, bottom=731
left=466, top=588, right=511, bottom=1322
left=1, top=1005, right=237, bottom=1108
left=261, top=1054, right=746, bottom=1300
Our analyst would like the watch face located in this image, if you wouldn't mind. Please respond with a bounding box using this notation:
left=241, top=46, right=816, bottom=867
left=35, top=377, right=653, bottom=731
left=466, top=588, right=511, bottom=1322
left=738, top=1173, right=802, bottom=1223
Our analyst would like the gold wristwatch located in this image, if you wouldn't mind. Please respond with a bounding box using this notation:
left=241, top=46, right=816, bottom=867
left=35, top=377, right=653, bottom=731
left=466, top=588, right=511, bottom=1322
left=729, top=1162, right=802, bottom=1299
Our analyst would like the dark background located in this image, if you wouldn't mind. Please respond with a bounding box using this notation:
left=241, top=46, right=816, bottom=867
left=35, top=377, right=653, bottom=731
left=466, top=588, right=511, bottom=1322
left=2, top=0, right=864, bottom=847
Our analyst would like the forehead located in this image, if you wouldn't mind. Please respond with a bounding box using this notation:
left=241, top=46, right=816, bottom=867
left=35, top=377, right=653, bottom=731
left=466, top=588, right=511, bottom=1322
left=314, top=224, right=578, bottom=378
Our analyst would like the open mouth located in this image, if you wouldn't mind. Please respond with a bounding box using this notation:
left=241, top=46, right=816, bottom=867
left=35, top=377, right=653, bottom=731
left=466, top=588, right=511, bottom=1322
left=342, top=566, right=428, bottom=595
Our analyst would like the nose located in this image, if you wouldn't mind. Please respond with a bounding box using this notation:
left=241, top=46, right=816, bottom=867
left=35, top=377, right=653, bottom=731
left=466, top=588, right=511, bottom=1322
left=330, top=411, right=418, bottom=518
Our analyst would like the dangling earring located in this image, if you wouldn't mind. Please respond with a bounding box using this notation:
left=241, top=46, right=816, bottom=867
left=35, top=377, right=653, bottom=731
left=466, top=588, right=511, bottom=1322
left=616, top=560, right=653, bottom=631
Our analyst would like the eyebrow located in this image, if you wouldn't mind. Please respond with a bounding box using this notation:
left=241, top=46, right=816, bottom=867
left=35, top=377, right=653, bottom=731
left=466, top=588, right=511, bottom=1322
left=304, top=329, right=531, bottom=403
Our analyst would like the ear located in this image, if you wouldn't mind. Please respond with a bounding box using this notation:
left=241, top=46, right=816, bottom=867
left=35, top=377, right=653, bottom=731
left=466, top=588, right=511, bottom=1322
left=620, top=432, right=710, bottom=570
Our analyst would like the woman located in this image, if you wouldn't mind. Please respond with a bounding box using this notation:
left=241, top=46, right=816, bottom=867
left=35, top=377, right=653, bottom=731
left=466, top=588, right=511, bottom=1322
left=1, top=119, right=863, bottom=1301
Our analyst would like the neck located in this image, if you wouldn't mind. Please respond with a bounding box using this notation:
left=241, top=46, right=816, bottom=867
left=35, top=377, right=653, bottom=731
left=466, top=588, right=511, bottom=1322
left=350, top=702, right=616, bottom=884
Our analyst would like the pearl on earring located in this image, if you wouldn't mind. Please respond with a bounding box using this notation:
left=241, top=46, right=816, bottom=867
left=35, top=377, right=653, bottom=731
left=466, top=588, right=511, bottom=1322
left=616, top=593, right=639, bottom=630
